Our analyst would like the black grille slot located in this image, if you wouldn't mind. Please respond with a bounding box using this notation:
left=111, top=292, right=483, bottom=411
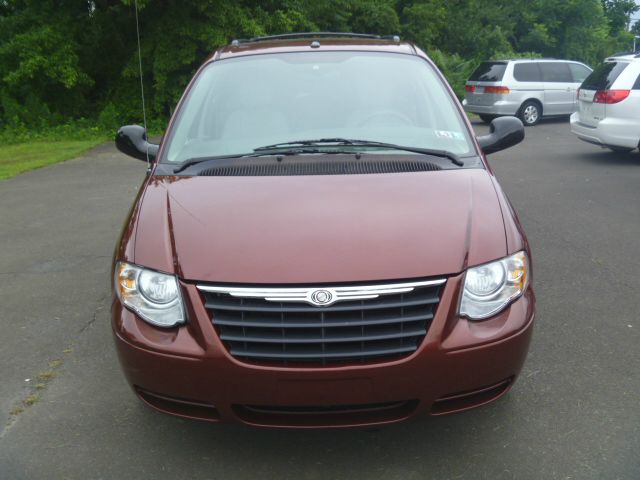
left=201, top=281, right=443, bottom=366
left=200, top=160, right=441, bottom=177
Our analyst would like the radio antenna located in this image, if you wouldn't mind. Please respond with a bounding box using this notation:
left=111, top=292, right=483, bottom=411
left=134, top=0, right=150, bottom=166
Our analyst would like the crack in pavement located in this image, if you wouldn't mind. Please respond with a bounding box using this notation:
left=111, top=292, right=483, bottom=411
left=2, top=292, right=110, bottom=439
left=79, top=293, right=109, bottom=335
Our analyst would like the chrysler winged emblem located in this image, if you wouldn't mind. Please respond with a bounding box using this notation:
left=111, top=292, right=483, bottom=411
left=309, top=289, right=334, bottom=306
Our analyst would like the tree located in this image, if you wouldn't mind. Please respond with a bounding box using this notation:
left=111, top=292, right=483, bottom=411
left=2, top=0, right=640, bottom=129
left=400, top=0, right=447, bottom=50
left=0, top=1, right=95, bottom=127
left=602, top=0, right=640, bottom=32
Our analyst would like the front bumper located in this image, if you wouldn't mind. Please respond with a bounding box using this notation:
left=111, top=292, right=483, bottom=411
left=570, top=113, right=640, bottom=150
left=112, top=274, right=535, bottom=428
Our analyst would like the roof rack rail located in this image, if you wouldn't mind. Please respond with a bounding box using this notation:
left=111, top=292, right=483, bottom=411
left=610, top=51, right=636, bottom=57
left=506, top=57, right=556, bottom=61
left=231, top=32, right=400, bottom=46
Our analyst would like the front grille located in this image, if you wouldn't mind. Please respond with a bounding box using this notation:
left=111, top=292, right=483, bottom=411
left=198, top=279, right=445, bottom=366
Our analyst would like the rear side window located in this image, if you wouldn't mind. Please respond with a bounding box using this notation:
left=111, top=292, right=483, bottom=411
left=469, top=62, right=507, bottom=82
left=568, top=64, right=592, bottom=83
left=540, top=62, right=573, bottom=82
left=513, top=63, right=541, bottom=82
left=581, top=62, right=629, bottom=90
left=633, top=72, right=640, bottom=90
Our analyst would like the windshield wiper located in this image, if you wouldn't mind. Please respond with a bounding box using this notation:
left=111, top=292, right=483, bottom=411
left=174, top=138, right=463, bottom=173
left=254, top=138, right=464, bottom=166
left=255, top=138, right=360, bottom=149
left=173, top=153, right=253, bottom=173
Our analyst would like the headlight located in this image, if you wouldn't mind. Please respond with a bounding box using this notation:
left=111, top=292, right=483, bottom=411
left=460, top=251, right=529, bottom=320
left=115, top=262, right=185, bottom=327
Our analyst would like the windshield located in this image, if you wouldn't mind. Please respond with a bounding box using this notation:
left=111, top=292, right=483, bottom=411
left=163, top=51, right=474, bottom=164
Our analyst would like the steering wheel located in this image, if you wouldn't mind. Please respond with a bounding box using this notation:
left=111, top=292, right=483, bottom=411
left=356, top=110, right=413, bottom=127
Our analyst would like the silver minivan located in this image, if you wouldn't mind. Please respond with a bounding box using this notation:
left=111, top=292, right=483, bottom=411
left=462, top=59, right=592, bottom=126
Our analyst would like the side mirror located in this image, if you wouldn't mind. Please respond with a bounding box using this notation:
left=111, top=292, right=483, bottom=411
left=477, top=117, right=524, bottom=155
left=115, top=125, right=159, bottom=162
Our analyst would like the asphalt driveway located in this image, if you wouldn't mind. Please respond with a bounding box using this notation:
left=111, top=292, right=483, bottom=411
left=0, top=120, right=639, bottom=479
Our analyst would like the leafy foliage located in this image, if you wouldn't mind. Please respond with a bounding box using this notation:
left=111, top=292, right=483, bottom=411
left=1, top=0, right=639, bottom=132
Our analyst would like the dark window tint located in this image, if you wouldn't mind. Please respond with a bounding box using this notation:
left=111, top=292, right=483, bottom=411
left=581, top=62, right=629, bottom=90
left=469, top=62, right=507, bottom=82
left=568, top=64, right=592, bottom=83
left=633, top=72, right=640, bottom=90
left=513, top=63, right=541, bottom=82
left=540, top=62, right=573, bottom=82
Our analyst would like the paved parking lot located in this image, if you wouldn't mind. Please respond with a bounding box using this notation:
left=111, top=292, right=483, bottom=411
left=1, top=119, right=639, bottom=479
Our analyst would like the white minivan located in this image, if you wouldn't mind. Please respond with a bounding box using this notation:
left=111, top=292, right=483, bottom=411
left=570, top=53, right=640, bottom=152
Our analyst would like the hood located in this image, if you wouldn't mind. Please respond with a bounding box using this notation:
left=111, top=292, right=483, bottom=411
left=132, top=169, right=507, bottom=284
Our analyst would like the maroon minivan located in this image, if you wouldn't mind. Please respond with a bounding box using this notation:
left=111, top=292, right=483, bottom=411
left=113, top=33, right=534, bottom=428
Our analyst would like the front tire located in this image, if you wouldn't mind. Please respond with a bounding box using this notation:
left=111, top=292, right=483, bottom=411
left=479, top=114, right=496, bottom=124
left=518, top=101, right=541, bottom=126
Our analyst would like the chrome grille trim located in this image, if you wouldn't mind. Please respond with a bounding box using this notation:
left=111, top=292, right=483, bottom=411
left=197, top=279, right=446, bottom=307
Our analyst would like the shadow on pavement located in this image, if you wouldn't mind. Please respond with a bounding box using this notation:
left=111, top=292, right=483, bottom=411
left=576, top=149, right=640, bottom=166
left=470, top=116, right=570, bottom=127
left=121, top=393, right=521, bottom=477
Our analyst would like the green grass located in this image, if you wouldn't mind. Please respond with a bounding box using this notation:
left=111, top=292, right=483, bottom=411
left=23, top=394, right=39, bottom=406
left=0, top=138, right=106, bottom=180
left=36, top=370, right=57, bottom=382
left=10, top=406, right=24, bottom=416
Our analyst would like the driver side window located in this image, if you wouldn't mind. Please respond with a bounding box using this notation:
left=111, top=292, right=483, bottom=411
left=569, top=64, right=592, bottom=84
